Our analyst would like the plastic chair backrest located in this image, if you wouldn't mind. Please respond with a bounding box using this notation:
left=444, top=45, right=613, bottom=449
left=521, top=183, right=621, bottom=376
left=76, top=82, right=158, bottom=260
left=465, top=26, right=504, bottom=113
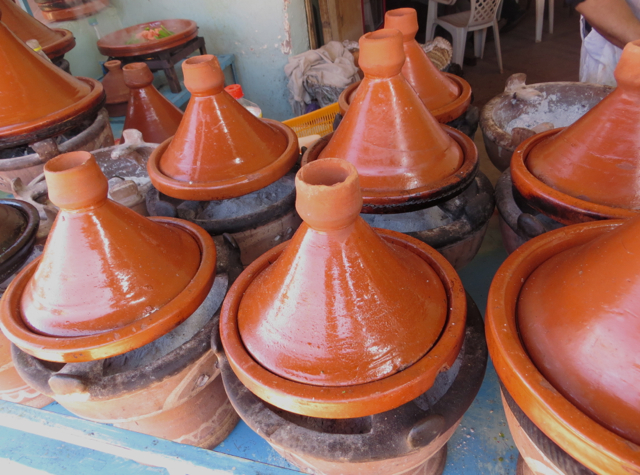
left=468, top=0, right=501, bottom=27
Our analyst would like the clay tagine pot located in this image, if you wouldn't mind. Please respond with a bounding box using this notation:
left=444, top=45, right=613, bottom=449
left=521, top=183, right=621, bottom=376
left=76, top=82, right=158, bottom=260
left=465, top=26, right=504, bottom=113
left=486, top=218, right=640, bottom=474
left=220, top=158, right=466, bottom=419
left=33, top=0, right=109, bottom=22
left=147, top=55, right=299, bottom=201
left=306, top=29, right=477, bottom=213
left=0, top=12, right=104, bottom=148
left=0, top=0, right=75, bottom=62
left=0, top=151, right=216, bottom=363
left=101, top=60, right=129, bottom=117
left=341, top=8, right=472, bottom=124
left=97, top=19, right=198, bottom=58
left=0, top=200, right=39, bottom=285
left=511, top=40, right=640, bottom=225
left=122, top=62, right=183, bottom=144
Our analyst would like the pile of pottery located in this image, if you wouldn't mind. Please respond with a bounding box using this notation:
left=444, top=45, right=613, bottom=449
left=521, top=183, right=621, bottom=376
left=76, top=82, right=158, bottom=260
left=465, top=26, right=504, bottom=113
left=0, top=11, right=113, bottom=193
left=494, top=41, right=640, bottom=252
left=338, top=8, right=477, bottom=138
left=0, top=0, right=76, bottom=72
left=145, top=55, right=301, bottom=265
left=304, top=26, right=494, bottom=269
left=218, top=158, right=487, bottom=474
left=1, top=151, right=241, bottom=448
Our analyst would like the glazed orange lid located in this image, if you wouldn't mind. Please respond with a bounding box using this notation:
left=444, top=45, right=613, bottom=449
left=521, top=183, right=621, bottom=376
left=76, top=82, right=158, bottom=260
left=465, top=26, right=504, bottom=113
left=512, top=40, right=640, bottom=223
left=0, top=0, right=75, bottom=59
left=486, top=220, right=640, bottom=474
left=0, top=13, right=103, bottom=148
left=220, top=158, right=467, bottom=418
left=147, top=55, right=299, bottom=201
left=517, top=216, right=640, bottom=445
left=384, top=8, right=470, bottom=120
left=316, top=29, right=477, bottom=211
left=122, top=62, right=183, bottom=144
left=0, top=151, right=216, bottom=363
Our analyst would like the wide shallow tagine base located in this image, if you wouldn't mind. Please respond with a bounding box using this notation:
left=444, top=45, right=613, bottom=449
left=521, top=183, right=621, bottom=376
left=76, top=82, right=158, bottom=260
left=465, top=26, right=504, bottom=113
left=220, top=227, right=467, bottom=419
left=486, top=220, right=640, bottom=474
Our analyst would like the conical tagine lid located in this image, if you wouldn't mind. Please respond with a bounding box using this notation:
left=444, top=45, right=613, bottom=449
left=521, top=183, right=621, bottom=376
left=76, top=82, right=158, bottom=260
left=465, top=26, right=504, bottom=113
left=147, top=55, right=299, bottom=201
left=384, top=8, right=465, bottom=113
left=0, top=0, right=75, bottom=59
left=122, top=62, right=183, bottom=144
left=318, top=30, right=465, bottom=202
left=13, top=151, right=212, bottom=340
left=0, top=12, right=102, bottom=147
left=236, top=158, right=448, bottom=386
left=523, top=40, right=640, bottom=210
left=517, top=216, right=640, bottom=445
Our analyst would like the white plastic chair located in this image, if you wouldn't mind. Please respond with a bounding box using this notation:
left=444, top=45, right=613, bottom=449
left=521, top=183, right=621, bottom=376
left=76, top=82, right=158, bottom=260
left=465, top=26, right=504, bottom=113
left=535, top=0, right=554, bottom=42
left=428, top=0, right=504, bottom=73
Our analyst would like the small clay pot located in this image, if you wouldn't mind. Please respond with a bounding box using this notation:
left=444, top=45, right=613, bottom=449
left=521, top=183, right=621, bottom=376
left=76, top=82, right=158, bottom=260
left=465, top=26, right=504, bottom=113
left=220, top=158, right=467, bottom=418
left=0, top=151, right=216, bottom=362
left=0, top=0, right=75, bottom=61
left=102, top=60, right=129, bottom=117
left=122, top=63, right=183, bottom=143
left=0, top=14, right=104, bottom=149
left=147, top=55, right=298, bottom=201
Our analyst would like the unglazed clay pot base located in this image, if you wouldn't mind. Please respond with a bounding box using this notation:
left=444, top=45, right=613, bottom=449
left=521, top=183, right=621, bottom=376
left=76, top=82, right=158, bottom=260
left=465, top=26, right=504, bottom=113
left=147, top=55, right=299, bottom=201
left=0, top=0, right=75, bottom=61
left=0, top=151, right=216, bottom=362
left=122, top=63, right=183, bottom=144
left=220, top=159, right=466, bottom=418
left=217, top=293, right=486, bottom=475
left=303, top=130, right=478, bottom=213
left=145, top=170, right=302, bottom=266
left=486, top=220, right=640, bottom=474
left=0, top=14, right=104, bottom=148
left=495, top=169, right=564, bottom=254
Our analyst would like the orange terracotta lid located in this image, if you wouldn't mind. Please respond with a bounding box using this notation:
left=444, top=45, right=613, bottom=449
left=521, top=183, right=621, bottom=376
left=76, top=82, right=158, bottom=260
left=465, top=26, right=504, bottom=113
left=97, top=19, right=198, bottom=58
left=511, top=40, right=640, bottom=225
left=487, top=220, right=640, bottom=474
left=0, top=13, right=103, bottom=148
left=0, top=151, right=216, bottom=363
left=147, top=55, right=299, bottom=201
left=0, top=0, right=75, bottom=59
left=122, top=62, right=183, bottom=144
left=220, top=158, right=466, bottom=418
left=315, top=29, right=477, bottom=212
left=384, top=8, right=471, bottom=121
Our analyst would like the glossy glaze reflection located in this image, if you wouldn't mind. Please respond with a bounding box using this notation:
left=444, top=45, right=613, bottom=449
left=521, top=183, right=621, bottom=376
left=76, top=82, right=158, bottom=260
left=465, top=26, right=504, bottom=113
left=523, top=40, right=640, bottom=210
left=0, top=13, right=101, bottom=142
left=318, top=30, right=463, bottom=195
left=147, top=55, right=298, bottom=200
left=123, top=62, right=183, bottom=144
left=384, top=8, right=462, bottom=112
left=20, top=152, right=201, bottom=337
left=517, top=216, right=640, bottom=445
